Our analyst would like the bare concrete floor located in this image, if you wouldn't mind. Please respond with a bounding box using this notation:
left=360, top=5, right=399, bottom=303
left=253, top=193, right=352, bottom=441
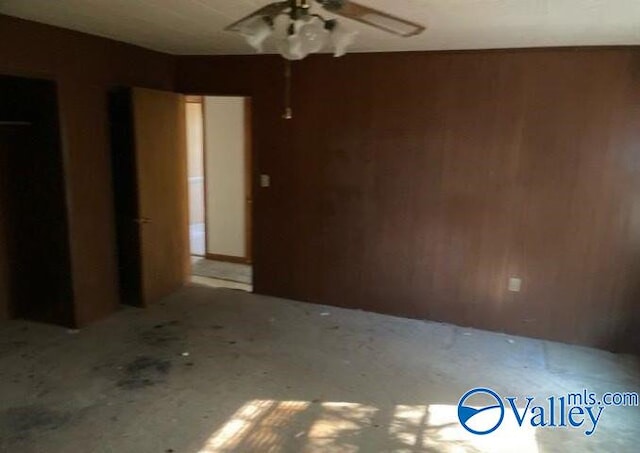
left=0, top=285, right=638, bottom=452
left=191, top=258, right=252, bottom=287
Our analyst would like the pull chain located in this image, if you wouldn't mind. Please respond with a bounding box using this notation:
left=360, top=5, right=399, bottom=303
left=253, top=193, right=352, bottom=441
left=283, top=59, right=293, bottom=120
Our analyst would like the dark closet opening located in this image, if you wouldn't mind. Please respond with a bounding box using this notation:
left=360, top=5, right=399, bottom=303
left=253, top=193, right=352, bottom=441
left=0, top=75, right=74, bottom=326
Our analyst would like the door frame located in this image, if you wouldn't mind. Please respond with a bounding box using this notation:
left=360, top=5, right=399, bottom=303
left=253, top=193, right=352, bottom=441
left=188, top=93, right=254, bottom=265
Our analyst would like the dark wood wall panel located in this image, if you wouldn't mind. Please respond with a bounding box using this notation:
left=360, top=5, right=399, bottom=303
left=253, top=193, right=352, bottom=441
left=1, top=13, right=638, bottom=352
left=177, top=49, right=640, bottom=353
left=0, top=14, right=175, bottom=325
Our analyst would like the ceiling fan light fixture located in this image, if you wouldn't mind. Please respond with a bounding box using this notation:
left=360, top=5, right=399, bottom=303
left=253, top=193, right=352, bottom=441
left=299, top=16, right=330, bottom=54
left=238, top=16, right=273, bottom=53
left=330, top=22, right=358, bottom=57
left=226, top=0, right=425, bottom=119
left=227, top=0, right=424, bottom=60
left=277, top=36, right=307, bottom=60
left=276, top=21, right=309, bottom=60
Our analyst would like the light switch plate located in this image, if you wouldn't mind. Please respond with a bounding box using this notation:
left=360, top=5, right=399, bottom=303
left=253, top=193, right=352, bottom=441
left=508, top=277, right=522, bottom=292
left=260, top=174, right=270, bottom=188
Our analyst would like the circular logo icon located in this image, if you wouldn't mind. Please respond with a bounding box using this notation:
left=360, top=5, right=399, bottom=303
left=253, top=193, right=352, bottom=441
left=458, top=387, right=505, bottom=435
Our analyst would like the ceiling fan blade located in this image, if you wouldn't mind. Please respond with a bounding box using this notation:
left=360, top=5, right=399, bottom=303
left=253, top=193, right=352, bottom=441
left=318, top=0, right=425, bottom=37
left=225, top=1, right=290, bottom=32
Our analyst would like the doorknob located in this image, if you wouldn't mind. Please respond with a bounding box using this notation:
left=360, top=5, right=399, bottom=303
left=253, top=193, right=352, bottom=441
left=134, top=217, right=152, bottom=224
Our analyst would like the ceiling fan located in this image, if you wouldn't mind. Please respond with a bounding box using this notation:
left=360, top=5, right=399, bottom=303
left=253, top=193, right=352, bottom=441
left=226, top=0, right=426, bottom=60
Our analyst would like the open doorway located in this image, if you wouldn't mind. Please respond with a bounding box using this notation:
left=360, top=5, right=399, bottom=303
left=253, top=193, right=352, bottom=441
left=185, top=97, right=206, bottom=257
left=185, top=96, right=253, bottom=292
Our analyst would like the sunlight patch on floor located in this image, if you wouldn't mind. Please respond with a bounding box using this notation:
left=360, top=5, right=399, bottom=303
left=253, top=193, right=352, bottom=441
left=306, top=402, right=378, bottom=451
left=423, top=404, right=538, bottom=453
left=198, top=400, right=539, bottom=452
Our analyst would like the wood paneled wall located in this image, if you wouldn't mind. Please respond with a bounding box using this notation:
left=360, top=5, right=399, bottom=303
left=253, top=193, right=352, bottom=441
left=1, top=13, right=638, bottom=352
left=0, top=15, right=175, bottom=325
left=177, top=49, right=640, bottom=353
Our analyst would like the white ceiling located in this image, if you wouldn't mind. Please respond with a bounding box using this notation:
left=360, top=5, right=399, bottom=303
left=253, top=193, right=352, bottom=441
left=1, top=0, right=639, bottom=55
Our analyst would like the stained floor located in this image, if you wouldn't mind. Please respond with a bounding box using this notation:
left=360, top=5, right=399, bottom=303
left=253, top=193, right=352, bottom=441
left=0, top=285, right=638, bottom=452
